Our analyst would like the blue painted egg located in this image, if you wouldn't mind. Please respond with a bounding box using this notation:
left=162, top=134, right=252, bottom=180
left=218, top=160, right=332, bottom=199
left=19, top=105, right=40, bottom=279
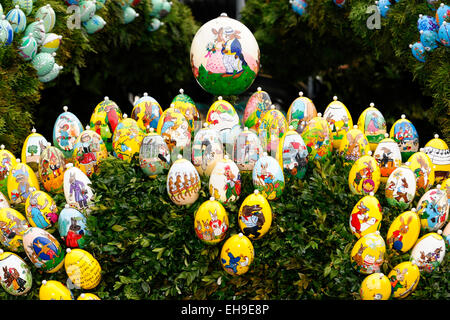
left=417, top=14, right=439, bottom=32
left=438, top=21, right=450, bottom=46
left=436, top=3, right=450, bottom=26
left=290, top=0, right=307, bottom=15
left=0, top=17, right=14, bottom=46
left=420, top=30, right=438, bottom=50
left=376, top=0, right=391, bottom=18
left=6, top=5, right=27, bottom=33
left=410, top=42, right=426, bottom=62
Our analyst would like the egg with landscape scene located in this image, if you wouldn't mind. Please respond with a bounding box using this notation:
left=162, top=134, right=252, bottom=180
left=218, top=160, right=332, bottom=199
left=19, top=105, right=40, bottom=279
left=389, top=114, right=419, bottom=162
left=301, top=113, right=333, bottom=161
left=252, top=152, right=285, bottom=200
left=357, top=103, right=387, bottom=152
left=287, top=91, right=317, bottom=132
left=243, top=87, right=272, bottom=131
left=277, top=126, right=308, bottom=180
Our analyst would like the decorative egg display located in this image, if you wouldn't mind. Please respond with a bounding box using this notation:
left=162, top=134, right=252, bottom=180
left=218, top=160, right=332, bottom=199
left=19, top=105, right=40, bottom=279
left=35, top=4, right=56, bottom=32
left=420, top=29, right=439, bottom=50
left=348, top=152, right=381, bottom=195
left=205, top=97, right=240, bottom=145
left=83, top=15, right=106, bottom=34
left=386, top=208, right=421, bottom=253
left=0, top=207, right=30, bottom=252
left=167, top=155, right=201, bottom=206
left=130, top=92, right=163, bottom=133
left=15, top=0, right=33, bottom=16
left=388, top=261, right=420, bottom=299
left=73, top=127, right=108, bottom=177
left=209, top=155, right=241, bottom=204
left=112, top=115, right=145, bottom=162
left=157, top=106, right=191, bottom=153
left=194, top=197, right=229, bottom=244
left=58, top=204, right=88, bottom=249
left=417, top=14, right=439, bottom=32
left=21, top=127, right=48, bottom=173
left=252, top=152, right=285, bottom=200
left=18, top=33, right=37, bottom=61
left=220, top=233, right=254, bottom=276
left=349, top=193, right=382, bottom=239
left=0, top=249, right=32, bottom=296
left=232, top=127, right=263, bottom=172
left=373, top=134, right=402, bottom=184
left=38, top=144, right=66, bottom=193
left=410, top=231, right=446, bottom=273
left=39, top=280, right=73, bottom=300
left=0, top=16, right=14, bottom=46
left=40, top=33, right=62, bottom=54
left=416, top=187, right=449, bottom=231
left=79, top=0, right=96, bottom=22
left=191, top=123, right=223, bottom=176
left=63, top=164, right=94, bottom=212
left=385, top=164, right=417, bottom=209
left=7, top=160, right=39, bottom=204
left=24, top=19, right=45, bottom=45
left=77, top=293, right=101, bottom=300
left=350, top=231, right=385, bottom=274
left=0, top=191, right=9, bottom=209
left=357, top=103, right=387, bottom=152
left=65, top=248, right=101, bottom=290
left=171, top=89, right=201, bottom=134
left=238, top=189, right=272, bottom=240
left=53, top=106, right=84, bottom=159
left=436, top=3, right=450, bottom=26
left=0, top=145, right=17, bottom=196
left=390, top=114, right=419, bottom=162
left=139, top=128, right=171, bottom=178
left=258, top=105, right=288, bottom=153
left=243, top=87, right=272, bottom=131
left=277, top=126, right=308, bottom=179
left=359, top=273, right=391, bottom=300
left=407, top=149, right=434, bottom=194
left=23, top=227, right=65, bottom=273
left=323, top=96, right=353, bottom=150
left=25, top=190, right=58, bottom=229
left=301, top=113, right=333, bottom=161
left=423, top=134, right=450, bottom=183
left=190, top=13, right=260, bottom=96
left=438, top=21, right=450, bottom=46
left=38, top=63, right=63, bottom=83
left=338, top=125, right=370, bottom=164
left=287, top=91, right=317, bottom=131
left=6, top=5, right=27, bottom=34
left=90, top=96, right=123, bottom=152
left=32, top=52, right=57, bottom=77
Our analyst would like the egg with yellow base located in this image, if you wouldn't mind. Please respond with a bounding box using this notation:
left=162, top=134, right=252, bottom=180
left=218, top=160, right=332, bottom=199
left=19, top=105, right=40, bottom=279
left=21, top=128, right=48, bottom=173
left=39, top=144, right=66, bottom=193
left=350, top=231, right=385, bottom=274
left=65, top=248, right=102, bottom=290
left=220, top=233, right=254, bottom=276
left=131, top=92, right=163, bottom=133
left=77, top=293, right=101, bottom=300
left=407, top=149, right=435, bottom=194
left=205, top=97, right=240, bottom=145
left=338, top=125, right=370, bottom=164
left=357, top=103, right=387, bottom=152
left=0, top=208, right=29, bottom=252
left=388, top=261, right=420, bottom=299
left=7, top=160, right=40, bottom=204
left=191, top=123, right=223, bottom=177
left=157, top=106, right=191, bottom=153
left=258, top=105, right=288, bottom=153
left=238, top=190, right=272, bottom=240
left=359, top=273, right=391, bottom=300
left=39, top=280, right=73, bottom=300
left=112, top=115, right=145, bottom=162
left=301, top=113, right=333, bottom=161
left=349, top=193, right=382, bottom=239
left=323, top=96, right=353, bottom=150
left=194, top=197, right=229, bottom=244
left=423, top=134, right=450, bottom=183
left=386, top=208, right=420, bottom=253
left=25, top=190, right=58, bottom=229
left=286, top=91, right=317, bottom=131
left=0, top=145, right=17, bottom=196
left=348, top=152, right=381, bottom=195
left=171, top=88, right=201, bottom=134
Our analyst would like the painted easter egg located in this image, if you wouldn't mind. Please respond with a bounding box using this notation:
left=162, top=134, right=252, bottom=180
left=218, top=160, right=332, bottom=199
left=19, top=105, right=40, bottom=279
left=21, top=128, right=48, bottom=173
left=112, top=115, right=145, bottom=162
left=436, top=3, right=450, bottom=26
left=443, top=221, right=450, bottom=247
left=348, top=153, right=381, bottom=195
left=441, top=178, right=450, bottom=206
left=79, top=0, right=96, bottom=22
left=301, top=113, right=333, bottom=161
left=167, top=155, right=201, bottom=206
left=40, top=33, right=62, bottom=54
left=388, top=262, right=420, bottom=299
left=139, top=128, right=171, bottom=178
left=65, top=248, right=101, bottom=290
left=0, top=249, right=32, bottom=295
left=243, top=87, right=272, bottom=131
left=349, top=193, right=382, bottom=239
left=38, top=63, right=62, bottom=83
left=357, top=103, right=387, bottom=152
left=32, top=52, right=56, bottom=77
left=194, top=197, right=229, bottom=244
left=123, top=6, right=138, bottom=24
left=0, top=145, right=17, bottom=196
left=0, top=207, right=30, bottom=252
left=0, top=191, right=9, bottom=209
left=410, top=41, right=427, bottom=62
left=277, top=126, right=308, bottom=179
left=407, top=149, right=435, bottom=193
left=373, top=134, right=402, bottom=184
left=82, top=15, right=106, bottom=34
left=6, top=5, right=27, bottom=33
left=338, top=125, right=370, bottom=164
left=350, top=231, right=386, bottom=274
left=58, top=205, right=89, bottom=249
left=53, top=106, right=84, bottom=159
left=438, top=22, right=450, bottom=46
left=417, top=14, right=439, bottom=32
left=258, top=105, right=288, bottom=153
left=0, top=16, right=14, bottom=46
left=423, top=134, right=450, bottom=183
left=323, top=96, right=353, bottom=150
left=24, top=20, right=45, bottom=45
left=171, top=89, right=201, bottom=134
left=209, top=155, right=241, bottom=204
left=385, top=164, right=417, bottom=209
left=23, top=227, right=65, bottom=273
left=25, top=190, right=58, bottom=229
left=7, top=161, right=39, bottom=204
left=410, top=231, right=446, bottom=273
left=89, top=96, right=123, bottom=152
left=39, top=144, right=66, bottom=193
left=359, top=273, right=391, bottom=300
left=291, top=0, right=307, bottom=16
left=35, top=4, right=56, bottom=32
left=63, top=164, right=94, bottom=212
left=220, top=233, right=254, bottom=276
left=287, top=92, right=317, bottom=132
left=147, top=17, right=163, bottom=32
left=205, top=97, right=240, bottom=145
left=157, top=106, right=191, bottom=154
left=232, top=127, right=263, bottom=172
left=390, top=114, right=419, bottom=162
left=18, top=34, right=38, bottom=61
left=191, top=123, right=223, bottom=176
left=416, top=187, right=449, bottom=231
left=238, top=189, right=272, bottom=240
left=190, top=13, right=260, bottom=96
left=39, top=280, right=73, bottom=300
left=77, top=293, right=101, bottom=300
left=420, top=29, right=439, bottom=50
left=386, top=208, right=421, bottom=253
left=15, top=0, right=33, bottom=16
left=131, top=92, right=163, bottom=133
left=252, top=152, right=285, bottom=200
left=73, top=127, right=108, bottom=177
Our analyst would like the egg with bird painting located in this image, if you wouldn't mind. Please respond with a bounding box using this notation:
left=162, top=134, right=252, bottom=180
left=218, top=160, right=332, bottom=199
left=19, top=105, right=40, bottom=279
left=232, top=127, right=263, bottom=172
left=323, top=96, right=353, bottom=150
left=407, top=149, right=434, bottom=194
left=258, top=106, right=288, bottom=153
left=0, top=249, right=32, bottom=296
left=350, top=231, right=385, bottom=274
left=157, top=106, right=191, bottom=154
left=21, top=128, right=48, bottom=174
left=53, top=106, right=84, bottom=160
left=220, top=233, right=254, bottom=276
left=39, top=144, right=66, bottom=193
left=167, top=155, right=201, bottom=206
left=277, top=126, right=308, bottom=179
left=39, top=280, right=73, bottom=300
left=410, top=231, right=446, bottom=273
left=243, top=87, right=272, bottom=131
left=301, top=114, right=333, bottom=161
left=171, top=89, right=201, bottom=134
left=73, top=127, right=108, bottom=177
left=139, top=128, right=171, bottom=178
left=422, top=134, right=450, bottom=183
left=287, top=91, right=317, bottom=131
left=385, top=164, right=416, bottom=210
left=0, top=145, right=17, bottom=196
left=349, top=193, right=382, bottom=239
left=209, top=155, right=241, bottom=204
left=7, top=160, right=39, bottom=204
left=194, top=197, right=229, bottom=244
left=205, top=97, right=240, bottom=145
left=389, top=114, right=419, bottom=162
left=131, top=93, right=163, bottom=133
left=388, top=261, right=420, bottom=299
left=25, top=190, right=58, bottom=229
left=0, top=207, right=30, bottom=252
left=58, top=204, right=89, bottom=249
left=338, top=125, right=370, bottom=164
left=238, top=189, right=272, bottom=240
left=191, top=123, right=223, bottom=177
left=386, top=208, right=421, bottom=253
left=359, top=273, right=391, bottom=300
left=373, top=134, right=402, bottom=184
left=357, top=103, right=387, bottom=152
left=416, top=186, right=448, bottom=232
left=252, top=152, right=285, bottom=200
left=112, top=115, right=145, bottom=162
left=348, top=152, right=380, bottom=195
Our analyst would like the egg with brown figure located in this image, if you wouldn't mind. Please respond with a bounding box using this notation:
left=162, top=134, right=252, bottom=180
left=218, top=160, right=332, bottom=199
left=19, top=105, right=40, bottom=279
left=410, top=230, right=446, bottom=273
left=338, top=125, right=370, bottom=164
left=349, top=193, right=382, bottom=239
left=0, top=207, right=30, bottom=252
left=157, top=106, right=191, bottom=154
left=0, top=249, right=33, bottom=296
left=348, top=152, right=381, bottom=195
left=209, top=155, right=241, bottom=204
left=390, top=114, right=419, bottom=162
left=373, top=133, right=402, bottom=184
left=112, top=115, right=145, bottom=163
left=386, top=208, right=421, bottom=253
left=7, top=160, right=40, bottom=205
left=323, top=96, right=353, bottom=150
left=252, top=152, right=285, bottom=201
left=194, top=197, right=229, bottom=244
left=407, top=149, right=435, bottom=194
left=131, top=92, right=163, bottom=133
left=191, top=123, right=223, bottom=177
left=39, top=143, right=66, bottom=193
left=167, top=155, right=201, bottom=206
left=238, top=190, right=272, bottom=240
left=385, top=164, right=416, bottom=210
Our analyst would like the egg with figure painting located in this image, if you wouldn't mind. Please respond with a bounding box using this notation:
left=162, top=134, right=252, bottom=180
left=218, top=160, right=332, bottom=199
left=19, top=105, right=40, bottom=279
left=252, top=153, right=285, bottom=200
left=350, top=231, right=385, bottom=275
left=0, top=249, right=33, bottom=296
left=157, top=107, right=191, bottom=154
left=323, top=96, right=353, bottom=150
left=407, top=149, right=434, bottom=194
left=386, top=209, right=421, bottom=253
left=422, top=134, right=450, bottom=183
left=220, top=233, right=254, bottom=276
left=58, top=205, right=89, bottom=249
left=258, top=106, right=288, bottom=153
left=21, top=128, right=48, bottom=174
left=389, top=115, right=419, bottom=162
left=233, top=127, right=263, bottom=172
left=39, top=280, right=73, bottom=300
left=277, top=127, right=308, bottom=180
left=349, top=193, right=382, bottom=239
left=191, top=123, right=223, bottom=177
left=25, top=190, right=58, bottom=229
left=410, top=231, right=446, bottom=273
left=53, top=106, right=84, bottom=160
left=0, top=191, right=9, bottom=209
left=209, top=155, right=241, bottom=204
left=388, top=261, right=420, bottom=299
left=357, top=103, right=387, bottom=152
left=14, top=0, right=33, bottom=16
left=90, top=96, right=123, bottom=152
left=131, top=93, right=163, bottom=133
left=359, top=273, right=391, bottom=300
left=339, top=126, right=370, bottom=164
left=171, top=89, right=201, bottom=134
left=0, top=145, right=17, bottom=196
left=112, top=116, right=145, bottom=162
left=39, top=144, right=66, bottom=193
left=385, top=164, right=416, bottom=210
left=440, top=178, right=450, bottom=206
left=373, top=134, right=402, bottom=184
left=167, top=155, right=201, bottom=206
left=139, top=129, right=171, bottom=178
left=348, top=153, right=381, bottom=195
left=243, top=87, right=272, bottom=131
left=287, top=92, right=317, bottom=131
left=194, top=197, right=229, bottom=244
left=0, top=207, right=30, bottom=252
left=301, top=114, right=333, bottom=161
left=63, top=164, right=94, bottom=212
left=7, top=161, right=39, bottom=204
left=206, top=97, right=240, bottom=145
left=73, top=128, right=108, bottom=177
left=238, top=190, right=272, bottom=240
left=416, top=186, right=449, bottom=232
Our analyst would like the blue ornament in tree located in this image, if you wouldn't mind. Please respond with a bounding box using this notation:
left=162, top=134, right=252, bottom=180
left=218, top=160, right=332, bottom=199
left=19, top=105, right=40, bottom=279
left=417, top=14, right=439, bottom=32
left=290, top=0, right=307, bottom=15
left=420, top=29, right=439, bottom=50
left=375, top=0, right=391, bottom=18
left=409, top=42, right=427, bottom=62
left=438, top=21, right=450, bottom=46
left=436, top=3, right=450, bottom=26
left=0, top=15, right=14, bottom=46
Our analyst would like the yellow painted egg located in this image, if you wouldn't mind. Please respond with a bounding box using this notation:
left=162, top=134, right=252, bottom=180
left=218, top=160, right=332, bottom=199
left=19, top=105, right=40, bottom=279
left=0, top=145, right=17, bottom=196
left=0, top=191, right=9, bottom=209
left=386, top=208, right=420, bottom=253
left=157, top=106, right=191, bottom=153
left=416, top=186, right=449, bottom=231
left=287, top=91, right=317, bottom=131
left=139, top=128, right=171, bottom=178
left=238, top=189, right=272, bottom=240
left=243, top=87, right=272, bottom=132
left=357, top=103, right=387, bottom=152
left=7, top=160, right=39, bottom=204
left=131, top=92, right=163, bottom=133
left=220, top=233, right=254, bottom=276
left=72, top=127, right=108, bottom=178
left=407, top=149, right=435, bottom=194
left=194, top=197, right=229, bottom=244
left=388, top=261, right=420, bottom=299
left=65, top=248, right=101, bottom=290
left=38, top=143, right=66, bottom=193
left=77, top=293, right=101, bottom=300
left=191, top=123, right=224, bottom=176
left=348, top=152, right=381, bottom=195
left=167, top=155, right=201, bottom=206
left=423, top=134, right=450, bottom=183
left=21, top=127, right=49, bottom=173
left=171, top=88, right=201, bottom=134
left=252, top=152, right=285, bottom=200
left=440, top=178, right=450, bottom=206
left=23, top=227, right=65, bottom=273
left=323, top=96, right=353, bottom=150
left=301, top=113, right=333, bottom=161
left=350, top=231, right=386, bottom=274
left=385, top=164, right=416, bottom=210
left=39, top=280, right=73, bottom=300
left=0, top=208, right=30, bottom=252
left=52, top=105, right=84, bottom=160
left=359, top=273, right=391, bottom=300
left=206, top=96, right=240, bottom=145
left=276, top=126, right=308, bottom=179
left=349, top=193, right=382, bottom=239
left=112, top=115, right=145, bottom=162
left=389, top=114, right=419, bottom=162
left=209, top=155, right=241, bottom=204
left=338, top=125, right=370, bottom=164
left=25, top=190, right=58, bottom=229
left=258, top=105, right=288, bottom=153
left=0, top=249, right=33, bottom=296
left=410, top=231, right=446, bottom=273
left=63, top=164, right=94, bottom=212
left=232, top=127, right=263, bottom=172
left=373, top=134, right=402, bottom=184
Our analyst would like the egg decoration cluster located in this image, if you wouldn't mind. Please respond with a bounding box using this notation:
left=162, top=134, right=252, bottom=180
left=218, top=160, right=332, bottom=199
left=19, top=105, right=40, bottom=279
left=139, top=128, right=171, bottom=178
left=62, top=0, right=106, bottom=34
left=243, top=87, right=272, bottom=131
left=147, top=0, right=172, bottom=32
left=131, top=92, right=163, bottom=133
left=191, top=123, right=223, bottom=176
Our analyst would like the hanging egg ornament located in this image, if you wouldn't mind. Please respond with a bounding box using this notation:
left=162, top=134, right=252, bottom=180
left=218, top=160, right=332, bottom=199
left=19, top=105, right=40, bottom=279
left=25, top=189, right=58, bottom=229
left=388, top=261, right=420, bottom=299
left=53, top=106, right=83, bottom=159
left=147, top=17, right=163, bottom=32
left=209, top=155, right=241, bottom=204
left=233, top=127, right=263, bottom=172
left=79, top=0, right=97, bottom=22
left=63, top=163, right=94, bottom=212
left=348, top=152, right=381, bottom=195
left=171, top=89, right=201, bottom=134
left=0, top=145, right=17, bottom=195
left=123, top=6, right=139, bottom=24
left=35, top=4, right=56, bottom=32
left=32, top=52, right=56, bottom=77
left=6, top=6, right=27, bottom=34
left=385, top=164, right=417, bottom=209
left=24, top=19, right=45, bottom=45
left=190, top=12, right=260, bottom=96
left=440, top=178, right=450, bottom=206
left=416, top=186, right=449, bottom=231
left=350, top=231, right=386, bottom=274
left=0, top=15, right=13, bottom=46
left=407, top=149, right=434, bottom=193
left=349, top=193, right=382, bottom=239
left=409, top=42, right=427, bottom=62
left=301, top=113, right=333, bottom=161
left=131, top=92, right=163, bottom=133
left=386, top=208, right=421, bottom=253
left=65, top=248, right=101, bottom=290
left=410, top=230, right=446, bottom=273
left=339, top=125, right=370, bottom=164
left=206, top=96, right=240, bottom=145
left=38, top=63, right=63, bottom=83
left=373, top=134, right=402, bottom=184
left=0, top=191, right=9, bottom=209
left=287, top=91, right=317, bottom=132
left=420, top=30, right=439, bottom=51
left=238, top=190, right=272, bottom=240
left=15, top=0, right=33, bottom=16
left=77, top=293, right=101, bottom=300
left=39, top=280, right=73, bottom=300
left=40, top=33, right=62, bottom=53
left=7, top=160, right=39, bottom=204
left=39, top=144, right=66, bottom=193
left=194, top=197, right=229, bottom=244
left=252, top=152, right=285, bottom=200
left=191, top=123, right=223, bottom=176
left=423, top=134, right=450, bottom=183
left=157, top=105, right=191, bottom=154
left=277, top=126, right=308, bottom=179
left=83, top=15, right=106, bottom=34
left=436, top=3, right=450, bottom=26
left=112, top=115, right=145, bottom=162
left=417, top=14, right=439, bottom=32
left=359, top=273, right=391, bottom=300
left=18, top=33, right=38, bottom=61
left=139, top=128, right=171, bottom=178
left=220, top=233, right=254, bottom=276
left=323, top=96, right=353, bottom=150
left=357, top=103, right=387, bottom=152
left=258, top=105, right=288, bottom=153
left=167, top=155, right=201, bottom=206
left=0, top=249, right=32, bottom=296
left=290, top=0, right=307, bottom=15
left=58, top=204, right=89, bottom=249
left=243, top=87, right=272, bottom=131
left=90, top=96, right=123, bottom=152
left=0, top=207, right=30, bottom=252
left=390, top=114, right=419, bottom=162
